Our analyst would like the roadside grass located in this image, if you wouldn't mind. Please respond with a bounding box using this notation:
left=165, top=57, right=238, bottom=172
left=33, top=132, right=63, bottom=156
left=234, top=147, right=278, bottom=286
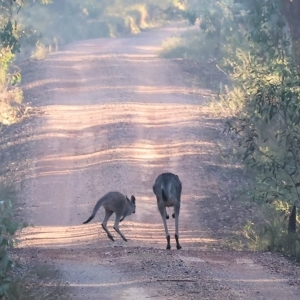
left=242, top=208, right=300, bottom=261
left=0, top=121, right=70, bottom=298
left=7, top=264, right=70, bottom=300
left=160, top=30, right=209, bottom=61
left=0, top=184, right=69, bottom=299
left=214, top=132, right=300, bottom=261
left=159, top=29, right=230, bottom=92
left=30, top=42, right=48, bottom=61
left=0, top=91, right=27, bottom=130
left=209, top=138, right=300, bottom=262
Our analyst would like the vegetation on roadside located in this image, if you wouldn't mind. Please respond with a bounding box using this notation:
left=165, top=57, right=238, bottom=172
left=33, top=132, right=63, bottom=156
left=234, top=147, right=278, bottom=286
left=7, top=265, right=69, bottom=300
left=0, top=185, right=26, bottom=297
left=160, top=0, right=300, bottom=261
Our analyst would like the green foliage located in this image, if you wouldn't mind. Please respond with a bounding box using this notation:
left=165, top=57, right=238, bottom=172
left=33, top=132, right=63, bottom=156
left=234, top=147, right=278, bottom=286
left=243, top=204, right=300, bottom=260
left=226, top=69, right=300, bottom=192
left=0, top=21, right=20, bottom=54
left=0, top=186, right=25, bottom=297
left=217, top=0, right=300, bottom=259
left=184, top=1, right=249, bottom=63
left=7, top=265, right=70, bottom=300
left=160, top=30, right=207, bottom=60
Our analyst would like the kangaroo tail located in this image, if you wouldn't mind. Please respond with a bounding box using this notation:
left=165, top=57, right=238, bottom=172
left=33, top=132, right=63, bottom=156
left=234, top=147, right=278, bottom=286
left=162, top=188, right=168, bottom=202
left=83, top=197, right=105, bottom=224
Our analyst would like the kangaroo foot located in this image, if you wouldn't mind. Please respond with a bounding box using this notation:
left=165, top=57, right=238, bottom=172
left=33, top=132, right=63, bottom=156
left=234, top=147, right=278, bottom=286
left=108, top=235, right=115, bottom=242
left=102, top=224, right=115, bottom=242
left=113, top=226, right=127, bottom=242
left=175, top=234, right=181, bottom=250
left=166, top=235, right=171, bottom=250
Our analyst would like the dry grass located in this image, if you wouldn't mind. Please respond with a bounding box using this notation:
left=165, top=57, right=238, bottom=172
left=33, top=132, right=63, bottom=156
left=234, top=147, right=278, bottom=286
left=31, top=42, right=49, bottom=61
left=7, top=265, right=70, bottom=300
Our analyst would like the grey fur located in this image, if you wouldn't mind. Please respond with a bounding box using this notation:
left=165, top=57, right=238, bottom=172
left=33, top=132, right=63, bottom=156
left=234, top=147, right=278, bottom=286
left=83, top=191, right=136, bottom=242
left=153, top=173, right=182, bottom=250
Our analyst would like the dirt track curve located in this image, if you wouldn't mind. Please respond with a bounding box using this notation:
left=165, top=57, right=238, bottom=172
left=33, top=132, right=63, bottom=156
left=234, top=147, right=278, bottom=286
left=17, top=25, right=300, bottom=299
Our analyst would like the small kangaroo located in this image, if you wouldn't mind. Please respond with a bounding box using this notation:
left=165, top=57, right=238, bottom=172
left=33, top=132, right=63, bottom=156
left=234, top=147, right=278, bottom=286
left=83, top=191, right=136, bottom=242
left=153, top=172, right=182, bottom=250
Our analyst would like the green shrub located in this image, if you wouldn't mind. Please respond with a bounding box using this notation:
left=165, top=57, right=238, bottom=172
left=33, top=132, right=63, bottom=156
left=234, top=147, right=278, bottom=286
left=243, top=203, right=300, bottom=261
left=7, top=266, right=70, bottom=300
left=160, top=30, right=213, bottom=62
left=0, top=185, right=25, bottom=297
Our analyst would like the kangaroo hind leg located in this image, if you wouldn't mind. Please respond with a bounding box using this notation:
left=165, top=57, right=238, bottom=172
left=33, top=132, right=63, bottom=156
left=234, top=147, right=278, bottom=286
left=174, top=205, right=181, bottom=250
left=113, top=213, right=128, bottom=242
left=159, top=206, right=171, bottom=250
left=102, top=209, right=115, bottom=242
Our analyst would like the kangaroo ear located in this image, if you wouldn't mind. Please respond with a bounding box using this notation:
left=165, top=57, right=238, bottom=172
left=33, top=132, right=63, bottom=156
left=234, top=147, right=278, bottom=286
left=125, top=195, right=130, bottom=201
left=131, top=195, right=135, bottom=204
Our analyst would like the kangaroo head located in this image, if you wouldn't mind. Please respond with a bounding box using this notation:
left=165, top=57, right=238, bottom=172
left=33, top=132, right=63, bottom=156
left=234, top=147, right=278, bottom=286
left=126, top=195, right=136, bottom=213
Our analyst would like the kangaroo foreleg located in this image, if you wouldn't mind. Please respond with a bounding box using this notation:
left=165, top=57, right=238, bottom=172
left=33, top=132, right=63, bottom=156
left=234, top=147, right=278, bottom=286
left=119, top=212, right=128, bottom=223
left=102, top=210, right=114, bottom=242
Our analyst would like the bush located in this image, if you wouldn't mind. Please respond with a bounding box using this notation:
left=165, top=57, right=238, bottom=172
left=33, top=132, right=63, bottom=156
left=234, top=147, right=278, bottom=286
left=243, top=204, right=300, bottom=261
left=7, top=265, right=70, bottom=300
left=0, top=185, right=25, bottom=297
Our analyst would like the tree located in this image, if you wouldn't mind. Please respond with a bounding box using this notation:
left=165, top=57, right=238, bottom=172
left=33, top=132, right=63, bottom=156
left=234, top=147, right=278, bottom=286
left=281, top=0, right=300, bottom=68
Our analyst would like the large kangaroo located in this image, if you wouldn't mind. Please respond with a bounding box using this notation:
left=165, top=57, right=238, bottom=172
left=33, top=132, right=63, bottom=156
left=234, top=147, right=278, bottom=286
left=83, top=191, right=136, bottom=242
left=153, top=173, right=182, bottom=250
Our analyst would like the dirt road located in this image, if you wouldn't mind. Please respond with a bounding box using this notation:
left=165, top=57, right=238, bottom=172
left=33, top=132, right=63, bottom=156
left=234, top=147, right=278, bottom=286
left=16, top=25, right=300, bottom=299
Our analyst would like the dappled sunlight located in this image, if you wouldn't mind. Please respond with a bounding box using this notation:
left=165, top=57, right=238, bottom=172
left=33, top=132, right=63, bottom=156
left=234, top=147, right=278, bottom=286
left=36, top=141, right=210, bottom=166
left=215, top=278, right=288, bottom=283
left=134, top=46, right=161, bottom=52
left=42, top=102, right=202, bottom=129
left=47, top=53, right=158, bottom=63
left=11, top=100, right=218, bottom=181
left=18, top=221, right=216, bottom=249
left=68, top=279, right=149, bottom=288
left=22, top=78, right=61, bottom=90
left=134, top=85, right=198, bottom=95
left=26, top=140, right=213, bottom=179
left=46, top=84, right=198, bottom=95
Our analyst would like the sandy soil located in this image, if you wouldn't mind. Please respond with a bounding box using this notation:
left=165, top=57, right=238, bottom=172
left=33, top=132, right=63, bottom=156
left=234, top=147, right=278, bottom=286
left=10, top=24, right=300, bottom=299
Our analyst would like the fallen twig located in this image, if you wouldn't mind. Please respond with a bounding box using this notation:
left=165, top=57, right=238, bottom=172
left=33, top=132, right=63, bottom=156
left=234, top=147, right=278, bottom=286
left=157, top=279, right=197, bottom=282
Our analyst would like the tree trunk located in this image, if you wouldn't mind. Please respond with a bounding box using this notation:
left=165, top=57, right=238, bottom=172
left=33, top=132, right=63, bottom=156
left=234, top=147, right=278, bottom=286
left=281, top=0, right=300, bottom=68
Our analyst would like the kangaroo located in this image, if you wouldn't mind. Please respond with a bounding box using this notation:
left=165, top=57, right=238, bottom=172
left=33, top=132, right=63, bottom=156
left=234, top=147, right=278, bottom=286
left=153, top=172, right=182, bottom=250
left=83, top=191, right=136, bottom=242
